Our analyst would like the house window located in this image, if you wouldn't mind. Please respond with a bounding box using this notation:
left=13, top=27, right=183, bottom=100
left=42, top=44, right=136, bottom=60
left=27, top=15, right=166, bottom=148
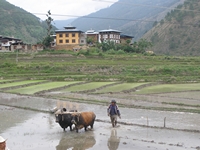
left=72, top=33, right=75, bottom=37
left=110, top=34, right=113, bottom=38
left=59, top=34, right=63, bottom=38
left=66, top=40, right=69, bottom=43
left=72, top=39, right=76, bottom=43
left=81, top=40, right=84, bottom=43
left=59, top=40, right=63, bottom=43
left=66, top=33, right=69, bottom=37
left=103, top=34, right=108, bottom=38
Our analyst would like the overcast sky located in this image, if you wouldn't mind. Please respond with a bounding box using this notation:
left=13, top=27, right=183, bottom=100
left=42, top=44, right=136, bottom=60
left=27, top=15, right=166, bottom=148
left=6, top=0, right=118, bottom=20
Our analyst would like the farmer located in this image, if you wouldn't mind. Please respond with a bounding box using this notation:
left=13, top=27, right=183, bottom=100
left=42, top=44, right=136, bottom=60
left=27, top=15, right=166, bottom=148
left=107, top=100, right=121, bottom=127
left=0, top=136, right=9, bottom=150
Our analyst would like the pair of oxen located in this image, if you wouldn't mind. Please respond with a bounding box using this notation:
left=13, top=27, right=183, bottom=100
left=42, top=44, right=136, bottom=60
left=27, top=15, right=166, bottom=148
left=55, top=108, right=96, bottom=132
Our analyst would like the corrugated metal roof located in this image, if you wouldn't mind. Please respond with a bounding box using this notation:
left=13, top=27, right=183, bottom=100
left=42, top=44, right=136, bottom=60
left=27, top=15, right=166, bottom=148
left=99, top=29, right=121, bottom=33
left=86, top=30, right=99, bottom=34
left=55, top=29, right=83, bottom=33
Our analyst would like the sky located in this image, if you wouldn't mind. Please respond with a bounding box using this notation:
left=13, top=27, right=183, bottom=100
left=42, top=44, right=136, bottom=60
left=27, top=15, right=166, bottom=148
left=6, top=0, right=118, bottom=20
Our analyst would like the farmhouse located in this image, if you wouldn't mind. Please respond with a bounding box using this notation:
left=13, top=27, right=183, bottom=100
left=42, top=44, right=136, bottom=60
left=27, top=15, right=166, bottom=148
left=0, top=36, right=29, bottom=51
left=53, top=26, right=134, bottom=50
left=55, top=26, right=86, bottom=50
left=98, top=29, right=121, bottom=44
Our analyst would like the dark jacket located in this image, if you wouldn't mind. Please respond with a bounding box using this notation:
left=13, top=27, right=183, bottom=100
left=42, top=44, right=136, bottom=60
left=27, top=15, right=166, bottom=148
left=107, top=104, right=121, bottom=116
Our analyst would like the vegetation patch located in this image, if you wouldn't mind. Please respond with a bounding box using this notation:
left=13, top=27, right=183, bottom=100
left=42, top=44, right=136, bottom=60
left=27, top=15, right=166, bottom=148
left=135, top=83, right=200, bottom=94
left=8, top=81, right=80, bottom=94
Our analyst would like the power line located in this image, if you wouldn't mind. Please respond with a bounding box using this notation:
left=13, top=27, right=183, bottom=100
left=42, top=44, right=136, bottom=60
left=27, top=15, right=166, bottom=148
left=0, top=10, right=197, bottom=27
left=24, top=12, right=200, bottom=28
left=0, top=5, right=199, bottom=28
left=93, top=0, right=200, bottom=13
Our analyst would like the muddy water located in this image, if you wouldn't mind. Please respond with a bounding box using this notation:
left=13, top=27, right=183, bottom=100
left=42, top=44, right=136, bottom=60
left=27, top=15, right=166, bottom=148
left=0, top=93, right=200, bottom=149
left=0, top=93, right=200, bottom=131
left=0, top=105, right=200, bottom=150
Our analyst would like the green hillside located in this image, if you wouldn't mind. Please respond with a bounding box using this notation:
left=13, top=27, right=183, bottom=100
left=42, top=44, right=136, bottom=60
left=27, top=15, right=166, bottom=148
left=143, top=0, right=200, bottom=56
left=0, top=0, right=51, bottom=44
left=71, top=0, right=181, bottom=40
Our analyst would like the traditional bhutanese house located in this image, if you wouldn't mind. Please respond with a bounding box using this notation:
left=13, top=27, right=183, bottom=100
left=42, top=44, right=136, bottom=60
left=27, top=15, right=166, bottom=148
left=0, top=36, right=25, bottom=51
left=85, top=30, right=99, bottom=44
left=98, top=29, right=121, bottom=44
left=55, top=26, right=86, bottom=50
left=120, top=34, right=134, bottom=44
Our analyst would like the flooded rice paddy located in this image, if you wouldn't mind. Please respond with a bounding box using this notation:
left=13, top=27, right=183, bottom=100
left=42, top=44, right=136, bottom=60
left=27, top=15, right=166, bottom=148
left=0, top=93, right=200, bottom=150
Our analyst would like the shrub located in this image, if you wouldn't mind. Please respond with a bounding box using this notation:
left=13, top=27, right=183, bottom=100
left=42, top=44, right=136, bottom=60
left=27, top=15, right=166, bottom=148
left=117, top=50, right=126, bottom=54
left=106, top=49, right=116, bottom=54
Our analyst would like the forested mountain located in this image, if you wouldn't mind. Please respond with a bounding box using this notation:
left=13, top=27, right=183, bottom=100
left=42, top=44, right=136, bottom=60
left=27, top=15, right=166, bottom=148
left=71, top=0, right=182, bottom=40
left=54, top=18, right=76, bottom=29
left=143, top=0, right=200, bottom=56
left=0, top=0, right=51, bottom=44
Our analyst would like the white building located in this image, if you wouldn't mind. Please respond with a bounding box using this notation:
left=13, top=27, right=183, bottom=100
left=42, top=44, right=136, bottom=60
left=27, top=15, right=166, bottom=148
left=98, top=29, right=121, bottom=44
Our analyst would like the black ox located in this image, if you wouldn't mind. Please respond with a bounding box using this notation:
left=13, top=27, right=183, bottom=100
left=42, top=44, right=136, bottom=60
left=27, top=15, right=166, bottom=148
left=55, top=108, right=77, bottom=131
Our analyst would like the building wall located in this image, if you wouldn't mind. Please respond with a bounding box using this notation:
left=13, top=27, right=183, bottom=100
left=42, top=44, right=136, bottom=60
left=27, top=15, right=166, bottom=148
left=56, top=32, right=80, bottom=45
left=79, top=33, right=87, bottom=45
left=55, top=44, right=80, bottom=50
left=11, top=44, right=28, bottom=51
left=87, top=34, right=99, bottom=43
left=120, top=37, right=132, bottom=44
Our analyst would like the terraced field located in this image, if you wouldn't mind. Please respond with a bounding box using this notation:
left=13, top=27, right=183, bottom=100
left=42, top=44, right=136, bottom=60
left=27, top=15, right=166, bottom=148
left=95, top=83, right=147, bottom=93
left=135, top=83, right=200, bottom=94
left=8, top=81, right=80, bottom=95
left=0, top=80, right=45, bottom=89
left=62, top=82, right=115, bottom=92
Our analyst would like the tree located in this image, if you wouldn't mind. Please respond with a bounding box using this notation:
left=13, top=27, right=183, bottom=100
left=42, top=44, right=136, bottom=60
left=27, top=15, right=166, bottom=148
left=86, top=37, right=94, bottom=45
left=126, top=39, right=131, bottom=45
left=42, top=10, right=54, bottom=48
left=137, top=39, right=153, bottom=53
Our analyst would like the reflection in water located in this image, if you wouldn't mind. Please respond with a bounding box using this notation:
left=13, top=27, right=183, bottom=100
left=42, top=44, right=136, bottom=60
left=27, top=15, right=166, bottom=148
left=107, top=129, right=120, bottom=150
left=56, top=131, right=96, bottom=150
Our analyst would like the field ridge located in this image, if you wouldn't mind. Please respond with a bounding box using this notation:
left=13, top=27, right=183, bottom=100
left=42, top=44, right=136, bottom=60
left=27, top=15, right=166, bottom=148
left=77, top=82, right=124, bottom=94
left=122, top=82, right=162, bottom=93
left=0, top=79, right=27, bottom=84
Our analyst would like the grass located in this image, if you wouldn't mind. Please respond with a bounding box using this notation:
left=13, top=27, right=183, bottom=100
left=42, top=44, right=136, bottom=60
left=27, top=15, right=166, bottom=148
left=135, top=83, right=200, bottom=94
left=8, top=81, right=80, bottom=94
left=0, top=80, right=45, bottom=89
left=95, top=83, right=147, bottom=93
left=63, top=82, right=115, bottom=92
